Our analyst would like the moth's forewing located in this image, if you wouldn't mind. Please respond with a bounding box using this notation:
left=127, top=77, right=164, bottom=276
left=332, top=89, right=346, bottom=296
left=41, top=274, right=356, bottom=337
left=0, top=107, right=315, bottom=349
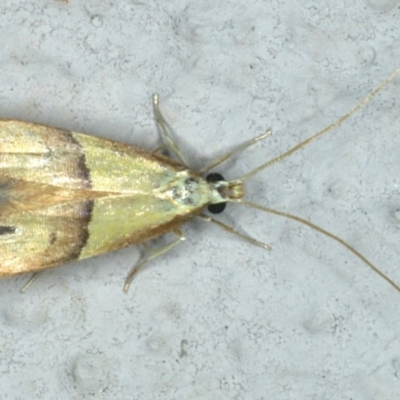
left=0, top=120, right=197, bottom=276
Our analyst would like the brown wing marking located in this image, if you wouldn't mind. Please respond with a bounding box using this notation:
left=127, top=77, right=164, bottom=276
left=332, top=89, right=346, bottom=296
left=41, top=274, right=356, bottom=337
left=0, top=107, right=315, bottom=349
left=0, top=120, right=91, bottom=189
left=0, top=196, right=93, bottom=276
left=0, top=121, right=95, bottom=275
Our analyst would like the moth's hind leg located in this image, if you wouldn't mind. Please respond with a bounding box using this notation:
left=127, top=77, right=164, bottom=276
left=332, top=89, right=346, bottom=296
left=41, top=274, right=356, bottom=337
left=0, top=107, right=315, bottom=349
left=152, top=94, right=189, bottom=167
left=123, top=229, right=185, bottom=293
left=20, top=272, right=39, bottom=293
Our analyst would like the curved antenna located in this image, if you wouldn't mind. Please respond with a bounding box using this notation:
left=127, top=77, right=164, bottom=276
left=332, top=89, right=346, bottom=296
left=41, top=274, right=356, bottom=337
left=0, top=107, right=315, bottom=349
left=237, top=199, right=400, bottom=294
left=240, top=68, right=400, bottom=182
left=199, top=69, right=400, bottom=295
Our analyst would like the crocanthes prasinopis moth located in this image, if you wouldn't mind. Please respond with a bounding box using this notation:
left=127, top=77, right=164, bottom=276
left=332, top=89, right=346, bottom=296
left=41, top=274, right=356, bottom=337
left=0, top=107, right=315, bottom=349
left=0, top=69, right=399, bottom=294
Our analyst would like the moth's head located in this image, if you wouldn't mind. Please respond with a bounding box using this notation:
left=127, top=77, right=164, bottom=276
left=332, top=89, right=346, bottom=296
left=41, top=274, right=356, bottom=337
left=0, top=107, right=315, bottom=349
left=205, top=172, right=243, bottom=214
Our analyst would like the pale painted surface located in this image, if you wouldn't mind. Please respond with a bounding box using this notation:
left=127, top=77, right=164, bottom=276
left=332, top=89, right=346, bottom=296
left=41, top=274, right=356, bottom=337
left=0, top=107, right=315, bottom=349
left=0, top=1, right=399, bottom=399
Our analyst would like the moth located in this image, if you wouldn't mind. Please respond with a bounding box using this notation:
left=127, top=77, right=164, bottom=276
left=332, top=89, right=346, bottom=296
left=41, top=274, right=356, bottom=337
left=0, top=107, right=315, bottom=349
left=0, top=69, right=399, bottom=294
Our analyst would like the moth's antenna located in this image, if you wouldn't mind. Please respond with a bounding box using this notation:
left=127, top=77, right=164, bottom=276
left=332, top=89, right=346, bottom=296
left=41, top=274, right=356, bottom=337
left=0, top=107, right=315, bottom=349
left=197, top=69, right=400, bottom=294
left=240, top=68, right=400, bottom=181
left=235, top=200, right=400, bottom=294
left=203, top=69, right=400, bottom=294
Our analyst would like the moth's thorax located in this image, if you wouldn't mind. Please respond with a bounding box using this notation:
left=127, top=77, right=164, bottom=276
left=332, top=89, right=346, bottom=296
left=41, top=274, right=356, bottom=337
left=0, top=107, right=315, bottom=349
left=160, top=171, right=244, bottom=213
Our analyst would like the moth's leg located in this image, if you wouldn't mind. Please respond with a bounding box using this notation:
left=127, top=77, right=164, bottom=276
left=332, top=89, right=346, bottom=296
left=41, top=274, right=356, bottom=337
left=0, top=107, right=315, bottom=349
left=124, top=229, right=185, bottom=293
left=198, top=214, right=271, bottom=250
left=199, top=130, right=272, bottom=174
left=20, top=272, right=39, bottom=293
left=151, top=145, right=172, bottom=159
left=152, top=94, right=189, bottom=167
left=151, top=145, right=165, bottom=155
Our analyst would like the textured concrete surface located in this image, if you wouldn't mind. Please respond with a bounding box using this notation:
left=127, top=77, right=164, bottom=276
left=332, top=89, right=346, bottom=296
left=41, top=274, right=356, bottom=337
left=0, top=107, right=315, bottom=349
left=0, top=1, right=399, bottom=399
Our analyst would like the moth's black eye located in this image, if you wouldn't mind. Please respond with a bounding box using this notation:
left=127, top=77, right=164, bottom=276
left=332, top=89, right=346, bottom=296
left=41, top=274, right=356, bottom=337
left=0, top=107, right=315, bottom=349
left=207, top=202, right=226, bottom=214
left=206, top=172, right=225, bottom=183
left=206, top=172, right=226, bottom=214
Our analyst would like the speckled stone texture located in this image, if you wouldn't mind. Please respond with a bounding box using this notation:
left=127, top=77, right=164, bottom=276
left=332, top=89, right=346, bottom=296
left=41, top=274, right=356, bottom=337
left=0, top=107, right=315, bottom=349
left=0, top=1, right=399, bottom=399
